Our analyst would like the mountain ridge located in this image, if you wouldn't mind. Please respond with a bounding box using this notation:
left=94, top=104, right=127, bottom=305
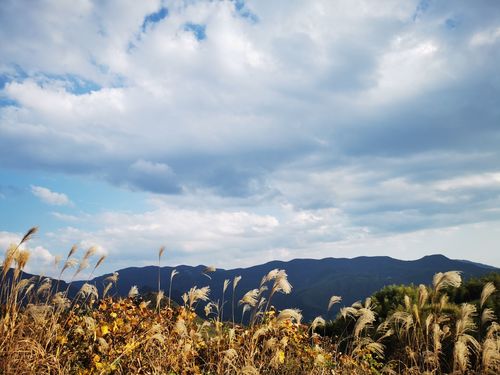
left=76, top=254, right=498, bottom=321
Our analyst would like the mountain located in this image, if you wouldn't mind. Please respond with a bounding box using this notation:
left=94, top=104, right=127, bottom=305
left=455, top=259, right=497, bottom=270
left=75, top=254, right=498, bottom=322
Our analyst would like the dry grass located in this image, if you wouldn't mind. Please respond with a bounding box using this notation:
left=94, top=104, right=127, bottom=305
left=0, top=228, right=499, bottom=374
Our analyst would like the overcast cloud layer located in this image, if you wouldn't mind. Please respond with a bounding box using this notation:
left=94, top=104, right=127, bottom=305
left=1, top=0, right=499, bottom=276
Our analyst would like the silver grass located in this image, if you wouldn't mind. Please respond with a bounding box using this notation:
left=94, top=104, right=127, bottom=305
left=327, top=295, right=342, bottom=311
left=364, top=297, right=372, bottom=309
left=311, top=316, right=326, bottom=332
left=480, top=282, right=496, bottom=308
left=239, top=289, right=259, bottom=307
left=223, top=348, right=238, bottom=362
left=19, top=227, right=38, bottom=245
left=418, top=284, right=429, bottom=308
left=52, top=292, right=70, bottom=309
left=433, top=271, right=462, bottom=292
left=204, top=302, right=217, bottom=317
left=128, top=285, right=139, bottom=298
left=105, top=271, right=119, bottom=283
left=481, top=308, right=496, bottom=325
left=203, top=266, right=216, bottom=279
left=158, top=246, right=165, bottom=260
left=156, top=290, right=164, bottom=311
left=340, top=306, right=358, bottom=319
left=223, top=279, right=230, bottom=294
left=351, top=300, right=363, bottom=309
left=404, top=295, right=411, bottom=311
left=61, top=258, right=78, bottom=274
left=486, top=322, right=499, bottom=339
left=354, top=308, right=376, bottom=338
left=455, top=303, right=477, bottom=338
left=37, top=278, right=52, bottom=295
left=26, top=304, right=52, bottom=325
left=83, top=246, right=97, bottom=260
left=79, top=283, right=98, bottom=300
left=67, top=244, right=78, bottom=259
left=272, top=273, right=292, bottom=294
left=261, top=269, right=280, bottom=286
left=233, top=275, right=242, bottom=290
left=277, top=308, right=302, bottom=325
left=482, top=337, right=500, bottom=370
left=77, top=258, right=89, bottom=274
left=170, top=269, right=179, bottom=280
left=15, top=278, right=32, bottom=292
left=186, top=285, right=210, bottom=308
left=94, top=255, right=106, bottom=270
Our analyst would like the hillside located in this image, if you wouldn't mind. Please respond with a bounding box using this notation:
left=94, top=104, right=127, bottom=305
left=79, top=254, right=498, bottom=321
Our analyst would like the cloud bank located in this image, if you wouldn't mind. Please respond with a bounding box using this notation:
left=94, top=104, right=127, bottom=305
left=1, top=0, right=499, bottom=273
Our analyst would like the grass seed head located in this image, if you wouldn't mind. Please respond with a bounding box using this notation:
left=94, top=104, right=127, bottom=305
left=418, top=284, right=429, bottom=308
left=481, top=308, right=496, bottom=325
left=15, top=249, right=30, bottom=270
left=272, top=273, right=292, bottom=295
left=128, top=285, right=139, bottom=298
left=156, top=290, right=164, bottom=310
left=480, top=282, right=496, bottom=308
left=83, top=246, right=97, bottom=260
left=203, top=266, right=216, bottom=279
left=170, top=268, right=179, bottom=280
left=79, top=283, right=98, bottom=300
left=311, top=316, right=326, bottom=332
left=239, top=289, right=259, bottom=307
left=233, top=275, right=242, bottom=290
left=94, top=255, right=106, bottom=270
left=158, top=246, right=165, bottom=260
left=277, top=308, right=302, bottom=325
left=67, top=244, right=78, bottom=259
left=2, top=243, right=18, bottom=277
left=37, top=278, right=52, bottom=296
left=328, top=295, right=342, bottom=311
left=186, top=285, right=210, bottom=308
left=105, top=271, right=119, bottom=283
left=20, top=227, right=38, bottom=245
left=223, top=279, right=230, bottom=294
left=433, top=271, right=462, bottom=292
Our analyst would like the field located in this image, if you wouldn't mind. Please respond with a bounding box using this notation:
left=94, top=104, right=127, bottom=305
left=1, top=228, right=499, bottom=374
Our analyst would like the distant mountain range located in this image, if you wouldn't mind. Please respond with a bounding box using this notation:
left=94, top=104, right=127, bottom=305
left=74, top=254, right=498, bottom=322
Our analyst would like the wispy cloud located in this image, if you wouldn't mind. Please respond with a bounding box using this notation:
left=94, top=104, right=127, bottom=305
left=51, top=212, right=79, bottom=222
left=31, top=185, right=71, bottom=206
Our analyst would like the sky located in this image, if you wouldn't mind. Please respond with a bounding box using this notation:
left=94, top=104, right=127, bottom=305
left=1, top=0, right=500, bottom=278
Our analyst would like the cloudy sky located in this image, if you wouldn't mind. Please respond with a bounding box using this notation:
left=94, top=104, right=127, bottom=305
left=1, top=0, right=499, bottom=277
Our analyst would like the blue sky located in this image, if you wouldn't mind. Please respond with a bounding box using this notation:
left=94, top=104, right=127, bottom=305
left=1, top=0, right=500, bottom=277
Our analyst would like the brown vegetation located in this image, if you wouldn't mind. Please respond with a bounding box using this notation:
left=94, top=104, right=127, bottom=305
left=1, top=228, right=499, bottom=374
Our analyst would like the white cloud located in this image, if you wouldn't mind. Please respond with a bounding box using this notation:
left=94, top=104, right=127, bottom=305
left=51, top=212, right=79, bottom=222
left=1, top=1, right=497, bottom=181
left=363, top=36, right=445, bottom=105
left=23, top=245, right=57, bottom=275
left=37, top=197, right=364, bottom=273
left=0, top=230, right=21, bottom=250
left=31, top=185, right=71, bottom=206
left=33, top=202, right=500, bottom=276
left=0, top=231, right=57, bottom=277
left=470, top=27, right=500, bottom=46
left=434, top=172, right=500, bottom=191
left=0, top=0, right=500, bottom=273
left=325, top=221, right=500, bottom=267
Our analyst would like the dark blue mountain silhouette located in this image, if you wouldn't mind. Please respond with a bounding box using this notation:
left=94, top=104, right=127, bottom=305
left=76, top=254, right=498, bottom=321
